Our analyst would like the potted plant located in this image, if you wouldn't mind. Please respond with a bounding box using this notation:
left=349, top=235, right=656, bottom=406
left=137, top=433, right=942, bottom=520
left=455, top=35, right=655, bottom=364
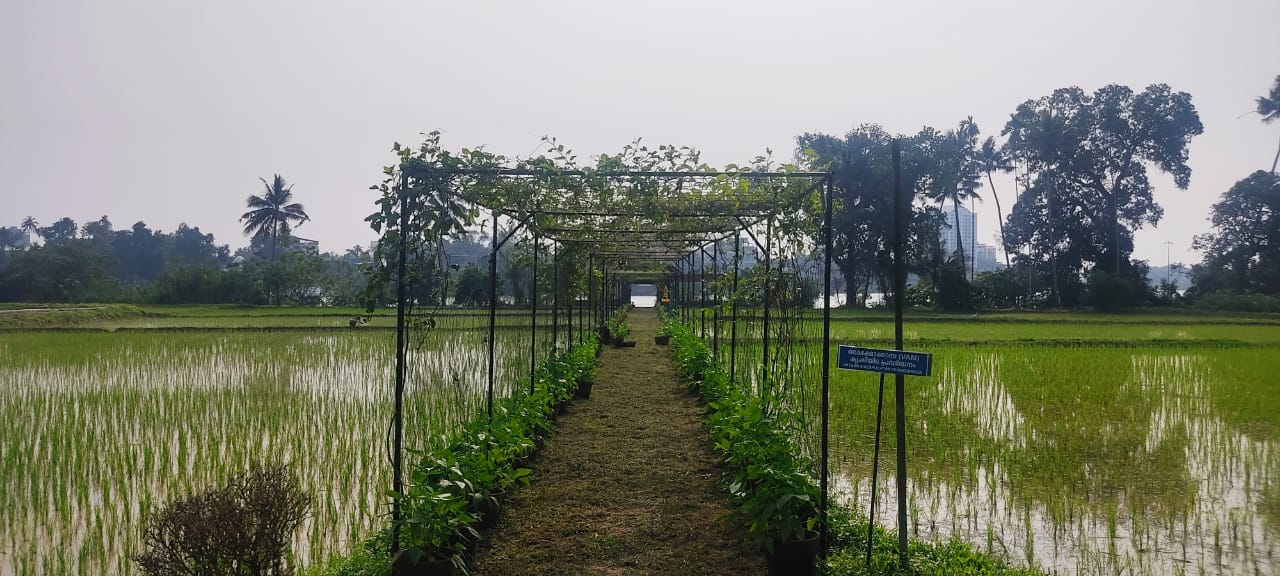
left=654, top=323, right=671, bottom=346
left=609, top=320, right=630, bottom=347
left=389, top=482, right=479, bottom=576
left=573, top=345, right=597, bottom=399
left=732, top=467, right=821, bottom=576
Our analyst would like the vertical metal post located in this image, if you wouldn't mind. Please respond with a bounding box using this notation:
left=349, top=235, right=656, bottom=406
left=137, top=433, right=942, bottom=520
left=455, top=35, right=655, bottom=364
left=891, top=140, right=909, bottom=567
left=820, top=173, right=834, bottom=559
left=552, top=243, right=559, bottom=351
left=390, top=172, right=409, bottom=553
left=712, top=239, right=720, bottom=357
left=578, top=267, right=584, bottom=345
left=567, top=252, right=573, bottom=348
left=677, top=258, right=684, bottom=323
left=530, top=236, right=538, bottom=395
left=589, top=255, right=596, bottom=332
left=730, top=232, right=740, bottom=387
left=761, top=217, right=772, bottom=397
left=487, top=211, right=498, bottom=422
left=700, top=244, right=706, bottom=339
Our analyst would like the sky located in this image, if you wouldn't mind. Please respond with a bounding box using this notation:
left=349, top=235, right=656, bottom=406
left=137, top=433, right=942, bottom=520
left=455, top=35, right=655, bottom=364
left=3, top=0, right=1278, bottom=269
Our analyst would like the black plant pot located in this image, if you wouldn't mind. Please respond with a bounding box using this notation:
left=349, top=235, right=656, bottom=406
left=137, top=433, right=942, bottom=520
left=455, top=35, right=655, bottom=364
left=765, top=532, right=820, bottom=576
left=575, top=380, right=594, bottom=400
left=391, top=552, right=458, bottom=576
left=598, top=326, right=611, bottom=342
left=654, top=334, right=671, bottom=346
left=476, top=490, right=504, bottom=529
left=622, top=341, right=637, bottom=347
left=612, top=337, right=626, bottom=348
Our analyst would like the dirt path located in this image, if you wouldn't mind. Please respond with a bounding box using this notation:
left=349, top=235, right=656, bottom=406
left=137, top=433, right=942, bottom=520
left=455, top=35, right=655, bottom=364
left=473, top=312, right=766, bottom=576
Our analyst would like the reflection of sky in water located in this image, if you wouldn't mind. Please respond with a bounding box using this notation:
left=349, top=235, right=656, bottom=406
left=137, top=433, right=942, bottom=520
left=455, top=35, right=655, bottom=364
left=837, top=353, right=1277, bottom=576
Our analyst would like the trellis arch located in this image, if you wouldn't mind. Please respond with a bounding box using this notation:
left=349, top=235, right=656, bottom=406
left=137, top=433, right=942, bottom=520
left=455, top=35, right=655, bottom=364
left=367, top=135, right=843, bottom=557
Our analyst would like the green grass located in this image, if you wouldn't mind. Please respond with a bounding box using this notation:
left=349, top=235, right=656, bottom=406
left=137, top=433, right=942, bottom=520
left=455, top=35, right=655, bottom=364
left=0, top=304, right=146, bottom=328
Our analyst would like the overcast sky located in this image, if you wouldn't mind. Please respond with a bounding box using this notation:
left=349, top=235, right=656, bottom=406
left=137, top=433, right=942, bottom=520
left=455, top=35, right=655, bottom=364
left=3, top=0, right=1277, bottom=267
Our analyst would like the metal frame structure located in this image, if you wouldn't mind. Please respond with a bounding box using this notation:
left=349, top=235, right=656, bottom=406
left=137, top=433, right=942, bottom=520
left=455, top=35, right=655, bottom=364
left=387, top=166, right=849, bottom=558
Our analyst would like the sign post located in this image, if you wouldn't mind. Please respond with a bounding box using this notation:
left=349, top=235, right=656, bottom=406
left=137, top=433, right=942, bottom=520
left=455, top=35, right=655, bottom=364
left=837, top=344, right=932, bottom=571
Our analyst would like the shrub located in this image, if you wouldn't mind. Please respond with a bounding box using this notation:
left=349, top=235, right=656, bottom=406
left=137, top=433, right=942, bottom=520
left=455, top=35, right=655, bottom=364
left=134, top=463, right=312, bottom=576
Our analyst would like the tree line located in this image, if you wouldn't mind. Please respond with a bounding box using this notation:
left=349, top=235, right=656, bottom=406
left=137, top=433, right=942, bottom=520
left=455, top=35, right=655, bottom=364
left=3, top=78, right=1276, bottom=311
left=800, top=78, right=1279, bottom=312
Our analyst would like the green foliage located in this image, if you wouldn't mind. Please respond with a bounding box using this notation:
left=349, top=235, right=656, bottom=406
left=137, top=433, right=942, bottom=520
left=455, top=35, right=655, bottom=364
left=134, top=463, right=312, bottom=576
left=0, top=304, right=145, bottom=328
left=823, top=507, right=1043, bottom=576
left=375, top=338, right=598, bottom=572
left=1082, top=269, right=1149, bottom=312
left=1002, top=83, right=1204, bottom=301
left=1191, top=171, right=1279, bottom=295
left=972, top=269, right=1023, bottom=309
left=1192, top=291, right=1280, bottom=313
left=666, top=320, right=819, bottom=553
left=934, top=258, right=974, bottom=312
left=797, top=126, right=952, bottom=307
left=452, top=264, right=489, bottom=308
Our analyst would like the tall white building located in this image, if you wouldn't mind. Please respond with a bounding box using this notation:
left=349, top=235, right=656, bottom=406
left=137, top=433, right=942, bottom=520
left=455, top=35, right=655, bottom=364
left=940, top=203, right=976, bottom=263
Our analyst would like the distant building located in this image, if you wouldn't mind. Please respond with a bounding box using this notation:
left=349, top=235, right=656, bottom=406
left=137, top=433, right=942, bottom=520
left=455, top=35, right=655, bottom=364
left=974, top=243, right=999, bottom=273
left=292, top=237, right=319, bottom=254
left=940, top=203, right=976, bottom=259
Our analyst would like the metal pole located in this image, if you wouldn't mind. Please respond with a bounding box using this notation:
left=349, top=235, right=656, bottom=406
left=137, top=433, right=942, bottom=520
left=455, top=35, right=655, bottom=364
left=487, top=210, right=498, bottom=422
left=820, top=173, right=834, bottom=559
left=700, top=244, right=706, bottom=339
left=730, top=232, right=740, bottom=387
left=530, top=236, right=538, bottom=395
left=589, top=255, right=596, bottom=333
left=552, top=243, right=559, bottom=351
left=761, top=218, right=772, bottom=398
left=866, top=373, right=887, bottom=570
left=581, top=261, right=586, bottom=345
left=567, top=252, right=573, bottom=348
left=891, top=140, right=909, bottom=567
left=390, top=172, right=409, bottom=554
left=713, top=239, right=720, bottom=357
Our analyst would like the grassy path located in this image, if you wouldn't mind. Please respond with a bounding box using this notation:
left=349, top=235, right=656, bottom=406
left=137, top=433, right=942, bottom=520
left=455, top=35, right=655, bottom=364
left=473, top=312, right=765, bottom=575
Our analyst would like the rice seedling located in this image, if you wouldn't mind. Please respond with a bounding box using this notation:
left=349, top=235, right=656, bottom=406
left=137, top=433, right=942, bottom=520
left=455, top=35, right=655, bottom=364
left=0, top=315, right=552, bottom=575
left=716, top=312, right=1280, bottom=575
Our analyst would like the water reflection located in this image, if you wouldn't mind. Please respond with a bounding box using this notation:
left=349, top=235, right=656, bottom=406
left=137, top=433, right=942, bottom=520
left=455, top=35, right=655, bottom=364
left=835, top=351, right=1278, bottom=576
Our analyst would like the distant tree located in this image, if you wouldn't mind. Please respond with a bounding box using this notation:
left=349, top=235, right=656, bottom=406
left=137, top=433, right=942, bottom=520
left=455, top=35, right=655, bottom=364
left=240, top=175, right=310, bottom=262
left=20, top=216, right=39, bottom=247
left=797, top=125, right=951, bottom=307
left=82, top=215, right=113, bottom=241
left=976, top=136, right=1014, bottom=269
left=169, top=223, right=229, bottom=269
left=0, top=242, right=116, bottom=302
left=112, top=222, right=167, bottom=282
left=453, top=264, right=489, bottom=308
left=1002, top=84, right=1203, bottom=307
left=1191, top=171, right=1280, bottom=294
left=0, top=227, right=17, bottom=250
left=1256, top=75, right=1280, bottom=173
left=37, top=217, right=79, bottom=245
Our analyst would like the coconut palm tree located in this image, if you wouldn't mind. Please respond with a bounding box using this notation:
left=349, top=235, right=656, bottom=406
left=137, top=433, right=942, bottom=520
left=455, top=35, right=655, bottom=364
left=1257, top=75, right=1280, bottom=173
left=20, top=216, right=39, bottom=248
left=240, top=175, right=309, bottom=261
left=926, top=118, right=982, bottom=278
left=976, top=137, right=1014, bottom=268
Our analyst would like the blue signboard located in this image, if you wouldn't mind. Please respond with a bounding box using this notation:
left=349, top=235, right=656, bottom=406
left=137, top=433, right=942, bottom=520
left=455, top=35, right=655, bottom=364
left=837, top=345, right=932, bottom=377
